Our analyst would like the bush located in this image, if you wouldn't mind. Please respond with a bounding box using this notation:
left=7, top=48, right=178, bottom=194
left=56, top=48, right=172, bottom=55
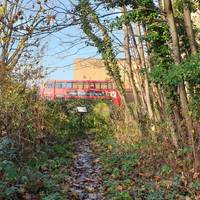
left=0, top=84, right=81, bottom=199
left=0, top=83, right=52, bottom=158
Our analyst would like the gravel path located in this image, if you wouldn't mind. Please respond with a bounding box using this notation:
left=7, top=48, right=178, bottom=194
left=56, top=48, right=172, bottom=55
left=68, top=136, right=105, bottom=200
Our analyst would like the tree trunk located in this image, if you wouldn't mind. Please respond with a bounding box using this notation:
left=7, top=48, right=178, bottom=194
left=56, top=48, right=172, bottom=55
left=164, top=0, right=200, bottom=170
left=136, top=23, right=154, bottom=118
left=136, top=22, right=157, bottom=140
left=128, top=25, right=147, bottom=112
left=141, top=23, right=155, bottom=121
left=182, top=0, right=197, bottom=54
left=123, top=23, right=140, bottom=119
left=167, top=114, right=179, bottom=148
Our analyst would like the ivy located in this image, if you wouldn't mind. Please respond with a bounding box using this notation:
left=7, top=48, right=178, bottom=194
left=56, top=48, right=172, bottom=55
left=151, top=52, right=200, bottom=86
left=76, top=0, right=125, bottom=94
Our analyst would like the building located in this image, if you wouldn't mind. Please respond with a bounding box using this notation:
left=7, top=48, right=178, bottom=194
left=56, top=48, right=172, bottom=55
left=74, top=59, right=109, bottom=80
left=73, top=58, right=133, bottom=89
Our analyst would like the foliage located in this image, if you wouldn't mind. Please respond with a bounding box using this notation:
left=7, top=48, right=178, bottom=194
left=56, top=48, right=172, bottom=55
left=93, top=102, right=111, bottom=120
left=151, top=52, right=200, bottom=87
left=76, top=0, right=126, bottom=95
left=0, top=95, right=124, bottom=199
left=92, top=122, right=200, bottom=199
left=0, top=133, right=75, bottom=199
left=0, top=87, right=87, bottom=199
left=1, top=0, right=200, bottom=198
left=0, top=83, right=49, bottom=156
left=0, top=0, right=57, bottom=77
left=0, top=90, right=115, bottom=198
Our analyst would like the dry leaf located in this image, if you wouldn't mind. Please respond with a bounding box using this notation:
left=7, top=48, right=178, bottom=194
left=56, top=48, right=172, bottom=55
left=193, top=172, right=199, bottom=179
left=117, top=185, right=123, bottom=191
left=185, top=196, right=192, bottom=200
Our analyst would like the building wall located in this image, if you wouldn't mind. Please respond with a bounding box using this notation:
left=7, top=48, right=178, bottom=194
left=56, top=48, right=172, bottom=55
left=74, top=59, right=110, bottom=80
left=73, top=58, right=133, bottom=89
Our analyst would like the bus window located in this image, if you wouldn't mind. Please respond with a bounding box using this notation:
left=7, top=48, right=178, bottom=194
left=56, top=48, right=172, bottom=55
left=55, top=82, right=62, bottom=88
left=73, top=82, right=83, bottom=89
left=89, top=82, right=95, bottom=89
left=77, top=90, right=87, bottom=96
left=55, top=82, right=73, bottom=88
left=67, top=90, right=77, bottom=96
left=47, top=83, right=54, bottom=88
left=83, top=82, right=89, bottom=89
left=101, top=82, right=108, bottom=89
left=108, top=82, right=113, bottom=89
left=95, top=91, right=105, bottom=96
left=95, top=82, right=101, bottom=89
left=63, top=82, right=73, bottom=88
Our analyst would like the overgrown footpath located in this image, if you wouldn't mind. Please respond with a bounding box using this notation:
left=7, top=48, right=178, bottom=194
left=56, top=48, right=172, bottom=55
left=67, top=133, right=104, bottom=199
left=2, top=92, right=200, bottom=200
left=0, top=92, right=109, bottom=200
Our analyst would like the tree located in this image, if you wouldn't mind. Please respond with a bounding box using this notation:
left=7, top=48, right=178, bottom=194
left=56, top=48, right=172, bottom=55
left=75, top=0, right=142, bottom=135
left=182, top=0, right=197, bottom=54
left=163, top=0, right=200, bottom=170
left=0, top=0, right=56, bottom=81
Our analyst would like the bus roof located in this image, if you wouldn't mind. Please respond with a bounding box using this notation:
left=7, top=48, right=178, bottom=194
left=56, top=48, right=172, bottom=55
left=45, top=80, right=113, bottom=83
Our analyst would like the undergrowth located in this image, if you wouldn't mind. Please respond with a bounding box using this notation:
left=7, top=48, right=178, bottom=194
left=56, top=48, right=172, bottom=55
left=2, top=92, right=200, bottom=199
left=0, top=134, right=75, bottom=199
left=0, top=93, right=91, bottom=199
left=0, top=96, right=112, bottom=199
left=91, top=110, right=200, bottom=200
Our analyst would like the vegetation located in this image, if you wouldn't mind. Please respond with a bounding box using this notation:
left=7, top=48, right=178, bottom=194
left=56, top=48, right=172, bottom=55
left=73, top=0, right=200, bottom=169
left=0, top=89, right=79, bottom=199
left=91, top=110, right=200, bottom=199
left=0, top=0, right=200, bottom=199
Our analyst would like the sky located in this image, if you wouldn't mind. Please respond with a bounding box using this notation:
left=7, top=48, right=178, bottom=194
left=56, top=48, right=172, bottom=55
left=40, top=1, right=123, bottom=81
left=42, top=27, right=99, bottom=80
left=42, top=28, right=123, bottom=81
left=40, top=1, right=100, bottom=81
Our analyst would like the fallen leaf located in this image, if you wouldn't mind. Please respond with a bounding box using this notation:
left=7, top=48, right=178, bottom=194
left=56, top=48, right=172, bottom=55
left=159, top=180, right=173, bottom=188
left=85, top=186, right=95, bottom=193
left=193, top=172, right=199, bottom=179
left=185, top=196, right=192, bottom=200
left=93, top=158, right=100, bottom=163
left=25, top=193, right=31, bottom=200
left=117, top=185, right=123, bottom=191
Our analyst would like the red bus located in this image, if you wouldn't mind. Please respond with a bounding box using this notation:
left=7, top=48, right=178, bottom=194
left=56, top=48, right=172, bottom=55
left=40, top=80, right=122, bottom=106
